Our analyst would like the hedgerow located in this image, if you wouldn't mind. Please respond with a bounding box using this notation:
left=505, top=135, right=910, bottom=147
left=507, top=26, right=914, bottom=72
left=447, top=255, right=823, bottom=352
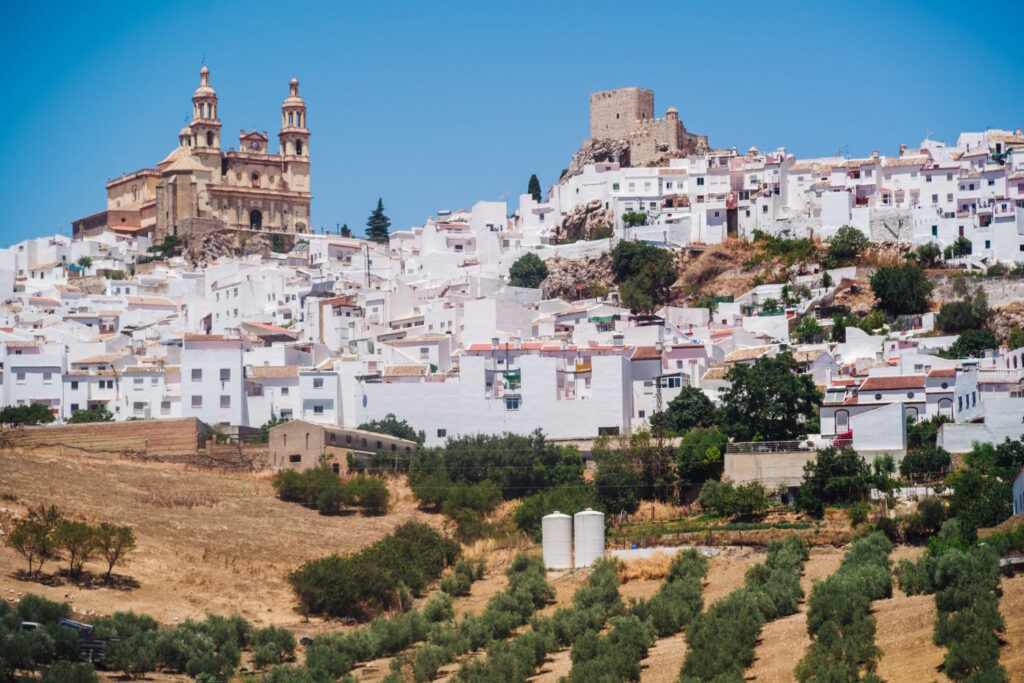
left=388, top=554, right=553, bottom=682
left=288, top=523, right=460, bottom=620
left=630, top=549, right=708, bottom=637
left=896, top=540, right=1007, bottom=681
left=272, top=466, right=389, bottom=515
left=794, top=533, right=893, bottom=682
left=453, top=557, right=622, bottom=683
left=678, top=536, right=808, bottom=682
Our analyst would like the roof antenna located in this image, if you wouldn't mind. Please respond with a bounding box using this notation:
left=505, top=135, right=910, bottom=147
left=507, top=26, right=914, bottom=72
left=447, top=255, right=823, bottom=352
left=202, top=52, right=206, bottom=66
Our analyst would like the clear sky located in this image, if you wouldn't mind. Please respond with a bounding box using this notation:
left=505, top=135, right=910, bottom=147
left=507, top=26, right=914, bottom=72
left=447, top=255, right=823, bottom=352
left=1, top=1, right=1022, bottom=245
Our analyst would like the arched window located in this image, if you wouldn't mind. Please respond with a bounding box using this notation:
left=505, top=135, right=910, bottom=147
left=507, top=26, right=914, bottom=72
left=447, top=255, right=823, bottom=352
left=251, top=173, right=260, bottom=187
left=288, top=112, right=294, bottom=125
left=835, top=409, right=850, bottom=433
left=206, top=131, right=213, bottom=146
left=938, top=398, right=953, bottom=419
left=249, top=209, right=262, bottom=230
left=296, top=139, right=303, bottom=155
left=906, top=406, right=919, bottom=421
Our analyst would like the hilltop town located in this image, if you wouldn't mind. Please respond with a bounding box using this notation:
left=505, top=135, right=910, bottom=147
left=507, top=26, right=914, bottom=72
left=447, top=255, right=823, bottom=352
left=4, top=66, right=1024, bottom=683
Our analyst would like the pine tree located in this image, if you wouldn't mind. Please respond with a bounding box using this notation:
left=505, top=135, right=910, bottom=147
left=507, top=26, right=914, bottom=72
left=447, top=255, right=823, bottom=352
left=366, top=199, right=391, bottom=243
left=339, top=223, right=352, bottom=238
left=527, top=174, right=542, bottom=202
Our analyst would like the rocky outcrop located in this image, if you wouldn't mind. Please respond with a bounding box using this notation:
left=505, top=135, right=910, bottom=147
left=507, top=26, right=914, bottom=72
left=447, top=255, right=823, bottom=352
left=552, top=200, right=614, bottom=243
left=182, top=229, right=277, bottom=267
left=541, top=252, right=616, bottom=301
left=563, top=138, right=631, bottom=180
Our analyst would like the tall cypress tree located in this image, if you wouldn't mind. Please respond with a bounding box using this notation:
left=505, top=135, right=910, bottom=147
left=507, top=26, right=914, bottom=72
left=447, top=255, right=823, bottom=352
left=527, top=174, right=542, bottom=202
left=339, top=223, right=352, bottom=238
left=366, top=198, right=391, bottom=243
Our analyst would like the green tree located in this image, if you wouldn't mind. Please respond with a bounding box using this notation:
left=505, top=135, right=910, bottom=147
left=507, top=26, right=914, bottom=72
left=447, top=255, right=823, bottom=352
left=869, top=264, right=933, bottom=316
left=54, top=520, right=96, bottom=577
left=946, top=236, right=973, bottom=258
left=947, top=328, right=999, bottom=359
left=657, top=386, right=718, bottom=435
left=508, top=252, right=549, bottom=289
left=621, top=211, right=647, bottom=227
left=794, top=315, right=824, bottom=343
left=936, top=299, right=984, bottom=333
left=719, top=353, right=822, bottom=442
left=339, top=223, right=352, bottom=238
left=676, top=427, right=729, bottom=489
left=826, top=226, right=870, bottom=265
left=0, top=403, right=55, bottom=425
left=915, top=242, right=942, bottom=267
left=93, top=523, right=137, bottom=580
left=76, top=256, right=93, bottom=269
left=592, top=437, right=641, bottom=515
left=1009, top=324, right=1024, bottom=350
left=67, top=406, right=113, bottom=424
left=610, top=241, right=677, bottom=313
left=358, top=413, right=425, bottom=446
left=366, top=198, right=391, bottom=243
left=795, top=446, right=871, bottom=518
left=527, top=174, right=542, bottom=202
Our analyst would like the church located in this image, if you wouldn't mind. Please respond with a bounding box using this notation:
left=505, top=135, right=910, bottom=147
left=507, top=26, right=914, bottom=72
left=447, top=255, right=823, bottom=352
left=74, top=65, right=312, bottom=241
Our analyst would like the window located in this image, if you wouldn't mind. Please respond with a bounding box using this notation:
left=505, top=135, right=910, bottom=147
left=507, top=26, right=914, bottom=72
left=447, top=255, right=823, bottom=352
left=191, top=369, right=202, bottom=381
left=206, top=131, right=213, bottom=146
left=638, top=410, right=646, bottom=418
left=220, top=368, right=230, bottom=381
left=296, top=139, right=303, bottom=155
left=612, top=183, right=619, bottom=191
left=16, top=372, right=25, bottom=383
left=659, top=375, right=682, bottom=389
left=907, top=392, right=915, bottom=399
left=289, top=454, right=301, bottom=463
left=191, top=395, right=202, bottom=408
left=281, top=387, right=289, bottom=396
left=376, top=440, right=382, bottom=449
left=926, top=175, right=932, bottom=183
left=941, top=382, right=949, bottom=389
left=161, top=401, right=170, bottom=415
left=134, top=378, right=144, bottom=387
left=696, top=177, right=704, bottom=186
left=133, top=402, right=145, bottom=415
left=70, top=403, right=79, bottom=412
left=874, top=393, right=882, bottom=400
left=42, top=372, right=52, bottom=384
left=332, top=463, right=340, bottom=474
left=70, top=380, right=79, bottom=390
left=932, top=225, right=938, bottom=237
left=313, top=405, right=324, bottom=415
left=505, top=397, right=521, bottom=410
left=280, top=409, right=292, bottom=419
left=346, top=434, right=352, bottom=444
left=220, top=395, right=231, bottom=408
left=313, top=378, right=324, bottom=389
left=985, top=240, right=991, bottom=249
left=437, top=428, right=447, bottom=438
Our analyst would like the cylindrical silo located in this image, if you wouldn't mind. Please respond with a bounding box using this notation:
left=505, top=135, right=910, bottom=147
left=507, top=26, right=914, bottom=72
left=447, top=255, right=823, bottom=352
left=573, top=508, right=605, bottom=568
left=541, top=511, right=573, bottom=569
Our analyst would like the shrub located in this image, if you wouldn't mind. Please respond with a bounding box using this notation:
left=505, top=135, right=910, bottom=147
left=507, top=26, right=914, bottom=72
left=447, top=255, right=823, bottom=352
left=631, top=549, right=707, bottom=637
left=947, top=328, right=999, bottom=359
left=289, top=523, right=459, bottom=620
left=358, top=413, right=425, bottom=446
left=252, top=626, right=297, bottom=668
left=795, top=446, right=871, bottom=518
left=564, top=615, right=654, bottom=683
left=512, top=482, right=599, bottom=539
left=937, top=299, right=985, bottom=333
left=508, top=252, right=548, bottom=289
left=826, top=226, right=870, bottom=265
left=869, top=264, right=933, bottom=316
left=0, top=403, right=55, bottom=426
left=67, top=406, right=113, bottom=423
left=795, top=533, right=892, bottom=682
left=847, top=501, right=870, bottom=527
left=441, top=558, right=486, bottom=597
left=697, top=479, right=769, bottom=519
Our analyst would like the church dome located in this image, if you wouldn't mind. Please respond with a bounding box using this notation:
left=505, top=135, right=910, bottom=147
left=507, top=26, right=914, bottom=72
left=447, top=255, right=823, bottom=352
left=178, top=125, right=192, bottom=138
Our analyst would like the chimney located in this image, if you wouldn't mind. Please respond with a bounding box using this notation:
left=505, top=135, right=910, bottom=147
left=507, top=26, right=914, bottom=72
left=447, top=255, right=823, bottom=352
left=613, top=333, right=624, bottom=348
left=491, top=337, right=499, bottom=350
left=825, top=366, right=833, bottom=386
left=871, top=150, right=879, bottom=159
left=899, top=143, right=907, bottom=156
left=1017, top=128, right=1023, bottom=137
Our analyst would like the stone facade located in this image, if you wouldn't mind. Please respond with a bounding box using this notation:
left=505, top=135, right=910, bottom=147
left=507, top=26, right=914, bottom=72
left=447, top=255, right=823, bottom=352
left=128, top=66, right=311, bottom=242
left=587, top=87, right=707, bottom=167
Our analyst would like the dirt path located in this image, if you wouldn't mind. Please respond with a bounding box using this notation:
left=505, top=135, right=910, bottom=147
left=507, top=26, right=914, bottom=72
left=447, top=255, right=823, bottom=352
left=999, top=572, right=1024, bottom=679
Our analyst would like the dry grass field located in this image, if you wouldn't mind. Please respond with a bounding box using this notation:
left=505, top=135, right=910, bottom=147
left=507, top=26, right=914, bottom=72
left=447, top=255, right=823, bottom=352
left=0, top=448, right=439, bottom=631
left=3, top=446, right=1024, bottom=681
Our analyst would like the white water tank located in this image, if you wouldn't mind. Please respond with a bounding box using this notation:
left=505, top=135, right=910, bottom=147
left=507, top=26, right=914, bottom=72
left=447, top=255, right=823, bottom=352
left=541, top=511, right=573, bottom=569
left=573, top=508, right=605, bottom=568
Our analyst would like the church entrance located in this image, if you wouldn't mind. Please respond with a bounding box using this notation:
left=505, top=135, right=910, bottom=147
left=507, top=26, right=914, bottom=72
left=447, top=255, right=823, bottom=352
left=249, top=209, right=262, bottom=230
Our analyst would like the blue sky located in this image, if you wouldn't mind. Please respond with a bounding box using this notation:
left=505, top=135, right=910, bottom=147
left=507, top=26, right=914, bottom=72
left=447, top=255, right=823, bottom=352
left=1, top=1, right=1022, bottom=245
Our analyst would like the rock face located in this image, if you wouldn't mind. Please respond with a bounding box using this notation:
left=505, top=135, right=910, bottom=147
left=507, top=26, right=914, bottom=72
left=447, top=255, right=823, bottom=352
left=552, top=200, right=615, bottom=243
left=563, top=138, right=631, bottom=180
left=541, top=252, right=616, bottom=301
left=182, top=229, right=276, bottom=267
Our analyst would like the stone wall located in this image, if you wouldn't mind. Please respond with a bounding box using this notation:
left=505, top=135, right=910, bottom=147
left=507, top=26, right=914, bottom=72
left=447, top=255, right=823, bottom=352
left=5, top=417, right=208, bottom=459
left=868, top=210, right=914, bottom=243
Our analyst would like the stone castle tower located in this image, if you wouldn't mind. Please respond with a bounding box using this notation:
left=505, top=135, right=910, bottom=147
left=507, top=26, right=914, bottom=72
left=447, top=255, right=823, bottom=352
left=588, top=87, right=707, bottom=166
